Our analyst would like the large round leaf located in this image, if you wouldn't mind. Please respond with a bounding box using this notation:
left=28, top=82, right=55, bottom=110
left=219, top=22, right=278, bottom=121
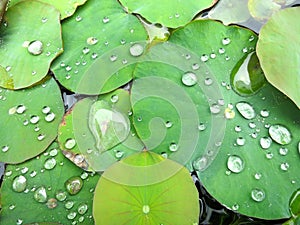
left=0, top=1, right=62, bottom=89
left=119, top=0, right=216, bottom=28
left=51, top=0, right=147, bottom=94
left=257, top=7, right=300, bottom=109
left=8, top=0, right=87, bottom=19
left=0, top=77, right=64, bottom=163
left=93, top=151, right=200, bottom=225
left=0, top=142, right=99, bottom=224
left=169, top=20, right=300, bottom=219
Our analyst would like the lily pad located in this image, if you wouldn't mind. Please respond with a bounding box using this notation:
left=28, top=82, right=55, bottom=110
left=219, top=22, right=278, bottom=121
left=0, top=77, right=64, bottom=164
left=51, top=0, right=147, bottom=94
left=93, top=151, right=200, bottom=225
left=119, top=0, right=216, bottom=28
left=58, top=89, right=144, bottom=171
left=0, top=0, right=63, bottom=89
left=256, top=7, right=300, bottom=109
left=168, top=20, right=300, bottom=219
left=9, top=0, right=87, bottom=19
left=0, top=142, right=100, bottom=224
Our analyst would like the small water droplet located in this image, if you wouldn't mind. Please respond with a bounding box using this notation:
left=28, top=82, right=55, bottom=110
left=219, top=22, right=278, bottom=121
left=268, top=124, right=292, bottom=145
left=169, top=142, right=178, bottom=152
left=142, top=205, right=150, bottom=214
left=65, top=200, right=74, bottom=209
left=248, top=122, right=256, bottom=129
left=27, top=40, right=43, bottom=55
left=91, top=53, right=98, bottom=59
left=12, top=175, right=27, bottom=192
left=21, top=167, right=28, bottom=174
left=200, top=54, right=209, bottom=62
left=110, top=95, right=119, bottom=103
left=102, top=16, right=110, bottom=23
left=165, top=121, right=173, bottom=128
left=23, top=120, right=29, bottom=126
left=222, top=37, right=231, bottom=45
left=74, top=154, right=85, bottom=164
left=266, top=152, right=273, bottom=159
left=30, top=171, right=37, bottom=177
left=80, top=172, right=89, bottom=180
left=210, top=103, right=220, bottom=114
left=5, top=170, right=12, bottom=177
left=224, top=107, right=235, bottom=119
left=279, top=147, right=288, bottom=156
left=45, top=112, right=55, bottom=122
left=44, top=158, right=56, bottom=170
left=37, top=134, right=45, bottom=141
left=60, top=62, right=66, bottom=67
left=193, top=156, right=208, bottom=171
left=280, top=162, right=289, bottom=171
left=219, top=48, right=225, bottom=54
left=65, top=138, right=76, bottom=149
left=227, top=155, right=244, bottom=173
left=129, top=43, right=144, bottom=57
left=182, top=72, right=197, bottom=86
left=251, top=188, right=265, bottom=202
left=9, top=204, right=16, bottom=210
left=235, top=102, right=256, bottom=120
left=41, top=17, right=48, bottom=23
left=67, top=212, right=77, bottom=220
left=65, top=176, right=83, bottom=195
left=46, top=198, right=58, bottom=209
left=249, top=35, right=255, bottom=42
left=56, top=190, right=67, bottom=201
left=254, top=172, right=262, bottom=180
left=204, top=77, right=213, bottom=86
left=30, top=115, right=40, bottom=124
left=260, top=109, right=269, bottom=118
left=75, top=15, right=82, bottom=22
left=86, top=37, right=98, bottom=45
left=161, top=152, right=168, bottom=158
left=79, top=216, right=85, bottom=223
left=234, top=126, right=242, bottom=132
left=185, top=54, right=191, bottom=60
left=110, top=54, right=117, bottom=62
left=66, top=65, right=72, bottom=72
left=16, top=219, right=23, bottom=225
left=260, top=137, right=272, bottom=149
left=236, top=137, right=246, bottom=146
left=232, top=204, right=239, bottom=211
left=82, top=47, right=90, bottom=54
left=6, top=65, right=11, bottom=72
left=210, top=52, right=216, bottom=59
left=198, top=123, right=206, bottom=131
left=78, top=203, right=88, bottom=215
left=192, top=63, right=200, bottom=70
left=2, top=145, right=9, bottom=152
left=34, top=186, right=47, bottom=203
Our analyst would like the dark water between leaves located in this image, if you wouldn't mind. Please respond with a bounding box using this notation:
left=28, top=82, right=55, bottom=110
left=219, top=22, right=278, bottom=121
left=0, top=162, right=286, bottom=224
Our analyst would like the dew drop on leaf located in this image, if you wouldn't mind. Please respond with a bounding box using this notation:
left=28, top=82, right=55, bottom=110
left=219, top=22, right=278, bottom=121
left=210, top=103, right=220, bottom=114
left=222, top=37, right=231, bottom=45
left=279, top=147, right=288, bottom=156
left=198, top=123, right=206, bottom=131
left=65, top=200, right=74, bottom=209
left=65, top=176, right=83, bottom=195
left=169, top=142, right=178, bottom=152
left=78, top=203, right=88, bottom=215
left=16, top=105, right=26, bottom=114
left=102, top=16, right=110, bottom=24
left=129, top=43, right=144, bottom=57
left=34, top=186, right=47, bottom=203
left=44, top=158, right=57, bottom=170
left=142, top=205, right=150, bottom=214
left=251, top=188, right=265, bottom=202
left=67, top=212, right=77, bottom=220
left=86, top=37, right=98, bottom=45
left=42, top=106, right=51, bottom=114
left=260, top=109, right=270, bottom=118
left=227, top=155, right=244, bottom=173
left=46, top=198, right=58, bottom=209
left=27, top=40, right=43, bottom=55
left=30, top=115, right=40, bottom=124
left=110, top=95, right=119, bottom=103
left=56, top=190, right=67, bottom=201
left=260, top=137, right=272, bottom=149
left=65, top=138, right=76, bottom=149
left=12, top=175, right=27, bottom=192
left=45, top=112, right=56, bottom=122
left=235, top=101, right=256, bottom=120
left=2, top=145, right=9, bottom=152
left=181, top=72, right=197, bottom=86
left=280, top=162, right=289, bottom=171
left=268, top=124, right=292, bottom=145
left=165, top=121, right=173, bottom=128
left=236, top=137, right=246, bottom=146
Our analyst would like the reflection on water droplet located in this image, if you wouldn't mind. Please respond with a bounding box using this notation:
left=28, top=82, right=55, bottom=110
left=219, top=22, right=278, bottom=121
left=37, top=134, right=45, bottom=141
left=260, top=137, right=272, bottom=149
left=232, top=204, right=239, bottom=211
left=210, top=103, right=220, bottom=114
left=76, top=15, right=82, bottom=21
left=251, top=188, right=265, bottom=202
left=129, top=43, right=144, bottom=57
left=227, top=155, right=244, bottom=173
left=102, top=16, right=110, bottom=23
left=235, top=126, right=241, bottom=132
left=192, top=63, right=200, bottom=70
left=78, top=203, right=88, bottom=215
left=260, top=109, right=269, bottom=118
left=65, top=176, right=83, bottom=195
left=30, top=115, right=40, bottom=124
left=182, top=72, right=197, bottom=86
left=56, top=190, right=67, bottom=201
left=236, top=102, right=256, bottom=120
left=86, top=37, right=98, bottom=45
left=279, top=147, right=288, bottom=156
left=266, top=152, right=273, bottom=159
left=204, top=77, right=213, bottom=86
left=165, top=121, right=173, bottom=128
left=27, top=40, right=43, bottom=55
left=45, top=112, right=55, bottom=122
left=82, top=47, right=90, bottom=54
left=236, top=137, right=246, bottom=146
left=34, top=186, right=47, bottom=203
left=110, top=95, right=118, bottom=103
left=44, top=158, right=56, bottom=170
left=46, top=198, right=58, bottom=209
left=65, top=200, right=74, bottom=209
left=280, top=162, right=289, bottom=171
left=142, top=205, right=150, bottom=214
left=169, top=143, right=178, bottom=152
left=2, top=145, right=9, bottom=152
left=269, top=124, right=292, bottom=145
left=254, top=173, right=262, bottom=180
left=67, top=212, right=77, bottom=220
left=110, top=55, right=118, bottom=62
left=65, top=138, right=76, bottom=149
left=222, top=37, right=231, bottom=45
left=12, top=175, right=27, bottom=192
left=219, top=48, right=225, bottom=54
left=200, top=54, right=209, bottom=62
left=16, top=105, right=26, bottom=114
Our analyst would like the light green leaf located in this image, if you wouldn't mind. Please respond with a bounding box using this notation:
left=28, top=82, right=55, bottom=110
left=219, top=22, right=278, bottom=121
left=257, top=7, right=300, bottom=108
left=0, top=1, right=62, bottom=89
left=0, top=78, right=64, bottom=163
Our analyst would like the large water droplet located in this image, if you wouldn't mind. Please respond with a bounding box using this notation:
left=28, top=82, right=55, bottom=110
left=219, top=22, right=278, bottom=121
left=260, top=137, right=272, bottom=149
left=251, top=188, right=265, bottom=202
left=129, top=43, right=144, bottom=57
left=268, top=124, right=292, bottom=145
left=44, top=158, right=57, bottom=170
left=182, top=72, right=197, bottom=86
left=34, top=186, right=47, bottom=203
left=65, top=176, right=83, bottom=195
left=12, top=175, right=27, bottom=192
left=56, top=190, right=67, bottom=201
left=235, top=102, right=256, bottom=120
left=78, top=203, right=88, bottom=215
left=27, top=40, right=43, bottom=55
left=227, top=155, right=244, bottom=173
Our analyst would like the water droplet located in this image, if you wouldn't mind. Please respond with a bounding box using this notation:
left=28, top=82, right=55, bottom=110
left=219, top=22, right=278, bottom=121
left=75, top=15, right=82, bottom=22
left=269, top=124, right=292, bottom=145
left=280, top=162, right=289, bottom=171
left=65, top=138, right=76, bottom=149
left=254, top=172, right=262, bottom=180
left=266, top=152, right=273, bottom=159
left=80, top=172, right=89, bottom=180
left=65, top=176, right=83, bottom=195
left=56, top=190, right=67, bottom=201
left=27, top=40, right=43, bottom=55
left=86, top=37, right=98, bottom=45
left=260, top=109, right=269, bottom=118
left=169, top=142, right=178, bottom=152
left=74, top=154, right=85, bottom=164
left=21, top=167, right=28, bottom=174
left=8, top=106, right=17, bottom=115
left=249, top=122, right=256, bottom=129
left=204, top=77, right=213, bottom=86
left=82, top=47, right=90, bottom=54
left=45, top=112, right=56, bottom=122
left=142, top=205, right=150, bottom=214
left=30, top=171, right=37, bottom=177
left=66, top=65, right=72, bottom=72
left=200, top=54, right=209, bottom=62
left=30, top=115, right=40, bottom=124
left=210, top=103, right=220, bottom=114
left=5, top=170, right=12, bottom=177
left=210, top=53, right=216, bottom=59
left=251, top=132, right=258, bottom=139
left=234, top=126, right=242, bottom=132
left=6, top=65, right=11, bottom=72
left=260, top=137, right=272, bottom=149
left=34, top=186, right=47, bottom=203
left=192, top=63, right=200, bottom=70
left=91, top=53, right=98, bottom=59
left=65, top=200, right=74, bottom=209
left=279, top=147, right=288, bottom=156
left=129, top=43, right=144, bottom=57
left=232, top=204, right=239, bottom=211
left=236, top=137, right=246, bottom=146
left=251, top=188, right=265, bottom=202
left=79, top=216, right=85, bottom=222
left=161, top=152, right=168, bottom=158
left=198, top=123, right=206, bottom=131
left=46, top=198, right=58, bottom=209
left=49, top=148, right=58, bottom=156
left=110, top=54, right=118, bottom=62
left=224, top=107, right=235, bottom=119
left=67, top=212, right=77, bottom=220
left=165, top=121, right=173, bottom=128
left=102, top=16, right=110, bottom=23
left=16, top=219, right=23, bottom=225
left=222, top=37, right=231, bottom=45
left=12, top=175, right=27, bottom=192
left=249, top=35, right=255, bottom=42
left=181, top=72, right=197, bottom=86
left=110, top=95, right=119, bottom=103
left=235, top=102, right=256, bottom=120
left=37, top=134, right=45, bottom=141
left=9, top=204, right=16, bottom=210
left=78, top=203, right=88, bottom=215
left=44, top=158, right=56, bottom=170
left=227, top=155, right=244, bottom=173
left=60, top=62, right=66, bottom=67
left=2, top=145, right=9, bottom=152
left=41, top=17, right=48, bottom=23
left=193, top=156, right=207, bottom=171
left=219, top=48, right=225, bottom=54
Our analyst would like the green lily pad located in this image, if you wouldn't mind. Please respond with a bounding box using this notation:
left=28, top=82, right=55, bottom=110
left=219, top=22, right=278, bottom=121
left=51, top=0, right=147, bottom=94
left=0, top=142, right=100, bottom=224
left=119, top=0, right=216, bottom=28
left=93, top=151, right=200, bottom=225
left=256, top=7, right=300, bottom=109
left=248, top=0, right=281, bottom=23
left=58, top=89, right=144, bottom=171
left=0, top=77, right=64, bottom=163
left=168, top=20, right=300, bottom=219
left=0, top=1, right=63, bottom=89
left=9, top=0, right=87, bottom=19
